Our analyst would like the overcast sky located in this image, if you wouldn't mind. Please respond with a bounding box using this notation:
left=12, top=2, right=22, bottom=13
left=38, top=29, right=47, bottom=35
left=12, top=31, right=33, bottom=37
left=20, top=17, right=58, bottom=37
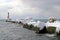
left=0, top=0, right=60, bottom=19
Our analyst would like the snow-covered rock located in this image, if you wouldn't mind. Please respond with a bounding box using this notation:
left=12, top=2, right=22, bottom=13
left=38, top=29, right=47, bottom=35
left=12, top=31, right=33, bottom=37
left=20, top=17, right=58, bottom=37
left=46, top=20, right=60, bottom=33
left=27, top=20, right=37, bottom=25
left=35, top=21, right=45, bottom=30
left=15, top=19, right=20, bottom=23
left=21, top=17, right=46, bottom=32
left=27, top=20, right=45, bottom=30
left=48, top=17, right=57, bottom=23
left=22, top=17, right=33, bottom=24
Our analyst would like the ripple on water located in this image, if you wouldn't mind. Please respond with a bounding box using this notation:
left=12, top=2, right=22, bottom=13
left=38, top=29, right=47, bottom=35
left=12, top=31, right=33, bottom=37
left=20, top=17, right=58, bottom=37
left=0, top=21, right=59, bottom=40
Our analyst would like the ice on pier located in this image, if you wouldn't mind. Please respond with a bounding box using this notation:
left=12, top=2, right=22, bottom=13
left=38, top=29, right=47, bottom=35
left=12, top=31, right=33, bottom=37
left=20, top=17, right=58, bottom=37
left=15, top=19, right=21, bottom=23
left=46, top=21, right=60, bottom=33
left=45, top=17, right=60, bottom=33
left=11, top=19, right=15, bottom=21
left=27, top=20, right=37, bottom=25
left=27, top=20, right=45, bottom=30
left=23, top=17, right=33, bottom=24
left=22, top=17, right=45, bottom=30
left=34, top=21, right=45, bottom=30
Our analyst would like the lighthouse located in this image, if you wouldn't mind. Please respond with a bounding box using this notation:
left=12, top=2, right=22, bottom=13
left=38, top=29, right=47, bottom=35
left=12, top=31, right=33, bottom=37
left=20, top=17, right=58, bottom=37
left=6, top=12, right=11, bottom=22
left=7, top=12, right=9, bottom=19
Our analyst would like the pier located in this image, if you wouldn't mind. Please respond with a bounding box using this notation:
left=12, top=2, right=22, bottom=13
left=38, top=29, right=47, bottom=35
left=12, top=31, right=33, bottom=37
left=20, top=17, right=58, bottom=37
left=6, top=13, right=60, bottom=36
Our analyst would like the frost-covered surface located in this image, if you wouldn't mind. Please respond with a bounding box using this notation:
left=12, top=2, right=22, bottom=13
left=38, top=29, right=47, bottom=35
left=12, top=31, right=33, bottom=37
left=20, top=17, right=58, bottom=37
left=15, top=19, right=20, bottom=23
left=11, top=19, right=16, bottom=22
left=8, top=17, right=60, bottom=34
left=20, top=17, right=45, bottom=30
left=27, top=20, right=37, bottom=25
left=34, top=21, right=45, bottom=30
left=20, top=19, right=24, bottom=23
left=21, top=17, right=33, bottom=24
left=45, top=21, right=60, bottom=33
left=11, top=17, right=60, bottom=33
left=27, top=20, right=45, bottom=30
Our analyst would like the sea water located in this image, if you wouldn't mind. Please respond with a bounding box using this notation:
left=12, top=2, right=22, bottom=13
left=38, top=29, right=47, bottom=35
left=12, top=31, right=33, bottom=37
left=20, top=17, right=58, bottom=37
left=0, top=19, right=60, bottom=40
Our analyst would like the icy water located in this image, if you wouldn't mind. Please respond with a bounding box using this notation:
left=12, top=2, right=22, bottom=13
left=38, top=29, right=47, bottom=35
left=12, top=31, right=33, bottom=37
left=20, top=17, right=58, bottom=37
left=0, top=20, right=60, bottom=40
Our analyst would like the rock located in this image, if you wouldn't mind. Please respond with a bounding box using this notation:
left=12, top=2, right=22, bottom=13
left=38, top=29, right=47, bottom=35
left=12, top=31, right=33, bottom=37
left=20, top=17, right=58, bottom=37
left=23, top=24, right=34, bottom=30
left=11, top=21, right=16, bottom=23
left=28, top=24, right=34, bottom=30
left=38, top=26, right=46, bottom=34
left=48, top=17, right=56, bottom=23
left=46, top=26, right=56, bottom=34
left=23, top=23, right=40, bottom=32
left=23, top=23, right=29, bottom=28
left=34, top=27, right=40, bottom=33
left=18, top=21, right=23, bottom=24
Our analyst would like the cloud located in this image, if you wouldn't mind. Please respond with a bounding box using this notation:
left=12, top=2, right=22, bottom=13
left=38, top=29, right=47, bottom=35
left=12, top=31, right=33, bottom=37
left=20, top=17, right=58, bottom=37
left=0, top=0, right=60, bottom=19
left=19, top=0, right=60, bottom=19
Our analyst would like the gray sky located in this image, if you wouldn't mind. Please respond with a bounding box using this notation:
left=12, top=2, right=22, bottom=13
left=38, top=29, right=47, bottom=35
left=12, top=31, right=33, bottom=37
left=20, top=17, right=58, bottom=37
left=0, top=0, right=60, bottom=19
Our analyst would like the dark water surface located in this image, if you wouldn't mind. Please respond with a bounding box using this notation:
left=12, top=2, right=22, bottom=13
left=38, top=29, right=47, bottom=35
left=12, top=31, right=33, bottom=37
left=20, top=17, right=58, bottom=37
left=0, top=21, right=60, bottom=40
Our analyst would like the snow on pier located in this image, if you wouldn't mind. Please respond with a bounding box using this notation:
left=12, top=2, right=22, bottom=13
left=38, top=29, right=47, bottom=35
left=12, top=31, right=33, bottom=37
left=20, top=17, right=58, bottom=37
left=6, top=17, right=60, bottom=35
left=46, top=20, right=60, bottom=33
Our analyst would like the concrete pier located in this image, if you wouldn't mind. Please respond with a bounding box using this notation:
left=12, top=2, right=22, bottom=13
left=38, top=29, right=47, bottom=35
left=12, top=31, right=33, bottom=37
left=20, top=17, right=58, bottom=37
left=6, top=17, right=60, bottom=35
